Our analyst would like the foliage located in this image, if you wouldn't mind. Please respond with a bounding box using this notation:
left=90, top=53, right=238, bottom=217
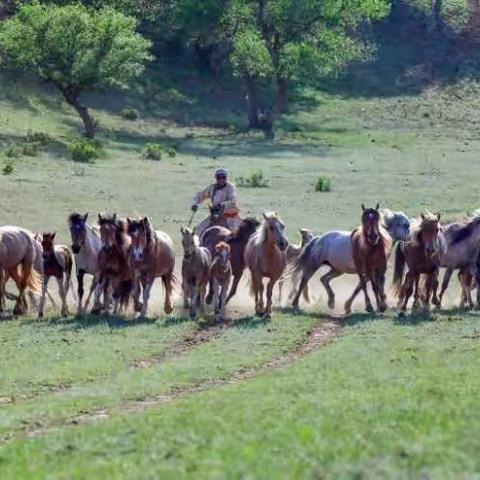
left=0, top=3, right=152, bottom=137
left=236, top=170, right=269, bottom=188
left=3, top=144, right=23, bottom=158
left=2, top=158, right=14, bottom=175
left=68, top=137, right=101, bottom=163
left=121, top=108, right=140, bottom=120
left=314, top=176, right=332, bottom=192
left=25, top=131, right=53, bottom=146
left=141, top=143, right=176, bottom=160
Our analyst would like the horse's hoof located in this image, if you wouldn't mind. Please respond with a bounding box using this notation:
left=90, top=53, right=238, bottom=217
left=164, top=304, right=173, bottom=315
left=61, top=309, right=69, bottom=317
left=366, top=305, right=374, bottom=314
left=398, top=311, right=406, bottom=318
left=328, top=298, right=335, bottom=309
left=134, top=303, right=143, bottom=313
left=344, top=303, right=351, bottom=315
left=206, top=296, right=213, bottom=306
left=256, top=311, right=265, bottom=317
left=91, top=308, right=101, bottom=316
left=13, top=306, right=25, bottom=316
left=379, top=303, right=388, bottom=313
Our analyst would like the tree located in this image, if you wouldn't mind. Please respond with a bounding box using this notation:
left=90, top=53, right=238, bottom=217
left=0, top=3, right=152, bottom=137
left=223, top=0, right=390, bottom=129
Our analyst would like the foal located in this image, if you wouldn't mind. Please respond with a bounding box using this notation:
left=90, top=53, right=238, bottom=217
left=38, top=232, right=74, bottom=318
left=345, top=204, right=392, bottom=314
left=181, top=227, right=212, bottom=318
left=210, top=242, right=232, bottom=321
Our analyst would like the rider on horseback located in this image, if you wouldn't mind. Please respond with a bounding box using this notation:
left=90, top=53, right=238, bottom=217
left=191, top=167, right=240, bottom=236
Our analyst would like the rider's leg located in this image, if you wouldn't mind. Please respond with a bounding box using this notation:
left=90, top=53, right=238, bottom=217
left=226, top=216, right=241, bottom=234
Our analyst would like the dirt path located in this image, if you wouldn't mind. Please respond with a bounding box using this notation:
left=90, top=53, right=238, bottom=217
left=19, top=317, right=341, bottom=442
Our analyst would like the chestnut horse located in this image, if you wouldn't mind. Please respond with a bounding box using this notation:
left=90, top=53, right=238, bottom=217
left=93, top=214, right=133, bottom=315
left=37, top=232, right=74, bottom=318
left=244, top=212, right=288, bottom=317
left=345, top=204, right=392, bottom=314
left=392, top=212, right=444, bottom=315
left=210, top=242, right=232, bottom=321
left=200, top=217, right=260, bottom=304
left=127, top=217, right=175, bottom=317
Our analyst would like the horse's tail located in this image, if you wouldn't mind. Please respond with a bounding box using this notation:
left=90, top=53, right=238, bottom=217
left=25, top=265, right=42, bottom=296
left=392, top=243, right=406, bottom=298
left=285, top=237, right=319, bottom=281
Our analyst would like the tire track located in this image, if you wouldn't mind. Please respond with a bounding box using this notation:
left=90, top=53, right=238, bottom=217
left=11, top=317, right=341, bottom=443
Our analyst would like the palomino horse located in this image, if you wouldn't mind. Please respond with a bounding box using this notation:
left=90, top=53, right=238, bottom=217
left=433, top=214, right=480, bottom=309
left=210, top=242, right=232, bottom=321
left=68, top=213, right=103, bottom=315
left=345, top=204, right=393, bottom=314
left=93, top=214, right=133, bottom=315
left=278, top=228, right=314, bottom=303
left=37, top=232, right=74, bottom=318
left=181, top=227, right=212, bottom=318
left=127, top=217, right=175, bottom=317
left=244, top=212, right=288, bottom=317
left=200, top=217, right=260, bottom=304
left=0, top=226, right=43, bottom=314
left=290, top=209, right=410, bottom=311
left=392, top=212, right=445, bottom=314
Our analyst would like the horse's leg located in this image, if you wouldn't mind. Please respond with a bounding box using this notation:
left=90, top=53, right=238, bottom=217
left=438, top=268, right=453, bottom=307
left=76, top=269, right=85, bottom=315
left=212, top=278, right=220, bottom=315
left=84, top=276, right=98, bottom=313
left=292, top=267, right=316, bottom=311
left=265, top=277, right=277, bottom=317
left=206, top=277, right=214, bottom=305
left=219, top=279, right=228, bottom=321
left=359, top=275, right=374, bottom=314
left=189, top=281, right=198, bottom=319
left=0, top=269, right=5, bottom=313
left=320, top=268, right=343, bottom=310
left=256, top=276, right=265, bottom=316
left=431, top=269, right=441, bottom=309
left=423, top=274, right=433, bottom=314
left=199, top=281, right=207, bottom=314
left=226, top=269, right=243, bottom=304
left=57, top=276, right=69, bottom=317
left=400, top=272, right=414, bottom=314
left=139, top=277, right=154, bottom=318
left=344, top=281, right=363, bottom=314
left=277, top=278, right=284, bottom=304
left=162, top=272, right=174, bottom=314
left=182, top=277, right=189, bottom=309
left=38, top=275, right=50, bottom=318
left=13, top=261, right=31, bottom=315
left=376, top=270, right=388, bottom=312
left=91, top=276, right=105, bottom=315
left=412, top=273, right=421, bottom=313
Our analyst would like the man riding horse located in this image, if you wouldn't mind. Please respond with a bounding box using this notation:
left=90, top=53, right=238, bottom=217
left=191, top=167, right=241, bottom=236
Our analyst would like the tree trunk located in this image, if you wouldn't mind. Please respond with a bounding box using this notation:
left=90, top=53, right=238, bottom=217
left=57, top=85, right=96, bottom=138
left=244, top=75, right=260, bottom=129
left=265, top=77, right=288, bottom=129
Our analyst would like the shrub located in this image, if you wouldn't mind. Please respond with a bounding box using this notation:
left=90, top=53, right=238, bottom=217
left=314, top=176, right=331, bottom=192
left=69, top=137, right=100, bottom=163
left=236, top=170, right=269, bottom=188
left=2, top=159, right=14, bottom=175
left=25, top=131, right=53, bottom=146
left=21, top=143, right=40, bottom=156
left=4, top=145, right=23, bottom=158
left=142, top=143, right=163, bottom=160
left=121, top=108, right=139, bottom=121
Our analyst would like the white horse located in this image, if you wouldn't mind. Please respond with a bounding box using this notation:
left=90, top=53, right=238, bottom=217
left=290, top=209, right=411, bottom=310
left=68, top=213, right=103, bottom=315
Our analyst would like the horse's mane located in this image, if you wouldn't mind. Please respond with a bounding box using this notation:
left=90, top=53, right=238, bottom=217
left=128, top=218, right=153, bottom=244
left=410, top=211, right=439, bottom=246
left=257, top=212, right=282, bottom=245
left=231, top=217, right=260, bottom=241
left=445, top=213, right=480, bottom=245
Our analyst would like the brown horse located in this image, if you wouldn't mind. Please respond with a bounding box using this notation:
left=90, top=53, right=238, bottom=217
left=181, top=227, right=212, bottom=318
left=0, top=226, right=43, bottom=315
left=37, top=232, right=74, bottom=318
left=345, top=204, right=392, bottom=314
left=210, top=242, right=232, bottom=321
left=127, top=217, right=175, bottom=317
left=392, top=212, right=444, bottom=315
left=244, top=212, right=288, bottom=317
left=93, top=214, right=133, bottom=315
left=200, top=217, right=260, bottom=304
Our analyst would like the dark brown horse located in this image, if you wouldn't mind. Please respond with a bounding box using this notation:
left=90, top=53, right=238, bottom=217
left=392, top=212, right=444, bottom=315
left=200, top=217, right=260, bottom=304
left=92, top=214, right=133, bottom=315
left=345, top=204, right=392, bottom=314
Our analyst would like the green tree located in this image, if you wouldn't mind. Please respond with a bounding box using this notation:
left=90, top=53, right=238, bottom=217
left=0, top=3, right=152, bottom=137
left=223, top=0, right=390, bottom=129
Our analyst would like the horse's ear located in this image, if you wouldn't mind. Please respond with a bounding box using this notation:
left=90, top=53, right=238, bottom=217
left=263, top=212, right=268, bottom=220
left=375, top=203, right=380, bottom=211
left=421, top=213, right=425, bottom=220
left=113, top=213, right=117, bottom=221
left=143, top=216, right=150, bottom=226
left=98, top=213, right=102, bottom=223
left=52, top=232, right=56, bottom=240
left=83, top=213, right=88, bottom=223
left=361, top=204, right=366, bottom=212
left=127, top=217, right=131, bottom=225
left=180, top=227, right=185, bottom=235
left=436, top=212, right=441, bottom=221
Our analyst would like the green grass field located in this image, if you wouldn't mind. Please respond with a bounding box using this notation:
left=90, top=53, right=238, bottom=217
left=1, top=66, right=480, bottom=478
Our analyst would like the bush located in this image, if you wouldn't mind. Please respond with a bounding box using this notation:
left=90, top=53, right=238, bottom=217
left=21, top=143, right=40, bottom=156
left=25, top=131, right=53, bottom=146
left=235, top=170, right=269, bottom=188
left=4, top=145, right=23, bottom=158
left=121, top=108, right=139, bottom=121
left=69, top=137, right=100, bottom=163
left=141, top=143, right=177, bottom=160
left=2, top=159, right=14, bottom=175
left=314, top=176, right=331, bottom=192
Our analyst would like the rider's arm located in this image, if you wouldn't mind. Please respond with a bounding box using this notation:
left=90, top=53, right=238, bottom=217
left=221, top=184, right=239, bottom=210
left=192, top=185, right=212, bottom=208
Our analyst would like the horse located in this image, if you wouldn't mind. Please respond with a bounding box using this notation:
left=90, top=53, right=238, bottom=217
left=200, top=217, right=260, bottom=304
left=0, top=226, right=43, bottom=315
left=210, top=242, right=232, bottom=321
left=244, top=212, right=288, bottom=317
left=345, top=204, right=393, bottom=314
left=37, top=232, right=74, bottom=318
left=277, top=227, right=314, bottom=303
left=93, top=214, right=133, bottom=315
left=127, top=217, right=175, bottom=317
left=68, top=213, right=103, bottom=315
left=181, top=227, right=212, bottom=318
left=433, top=214, right=480, bottom=309
left=208, top=204, right=227, bottom=229
left=392, top=212, right=444, bottom=315
left=289, top=209, right=410, bottom=311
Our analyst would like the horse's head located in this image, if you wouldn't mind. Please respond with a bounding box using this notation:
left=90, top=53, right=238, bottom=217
left=127, top=216, right=150, bottom=262
left=262, top=212, right=288, bottom=251
left=361, top=204, right=381, bottom=246
left=68, top=212, right=88, bottom=254
left=419, top=211, right=442, bottom=257
left=181, top=226, right=198, bottom=257
left=98, top=213, right=117, bottom=252
left=215, top=241, right=230, bottom=268
left=299, top=228, right=314, bottom=247
left=381, top=209, right=410, bottom=242
left=209, top=204, right=226, bottom=225
left=40, top=232, right=56, bottom=259
left=237, top=217, right=260, bottom=239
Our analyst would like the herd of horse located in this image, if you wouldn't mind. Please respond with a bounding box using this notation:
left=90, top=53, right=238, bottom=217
left=0, top=203, right=480, bottom=320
